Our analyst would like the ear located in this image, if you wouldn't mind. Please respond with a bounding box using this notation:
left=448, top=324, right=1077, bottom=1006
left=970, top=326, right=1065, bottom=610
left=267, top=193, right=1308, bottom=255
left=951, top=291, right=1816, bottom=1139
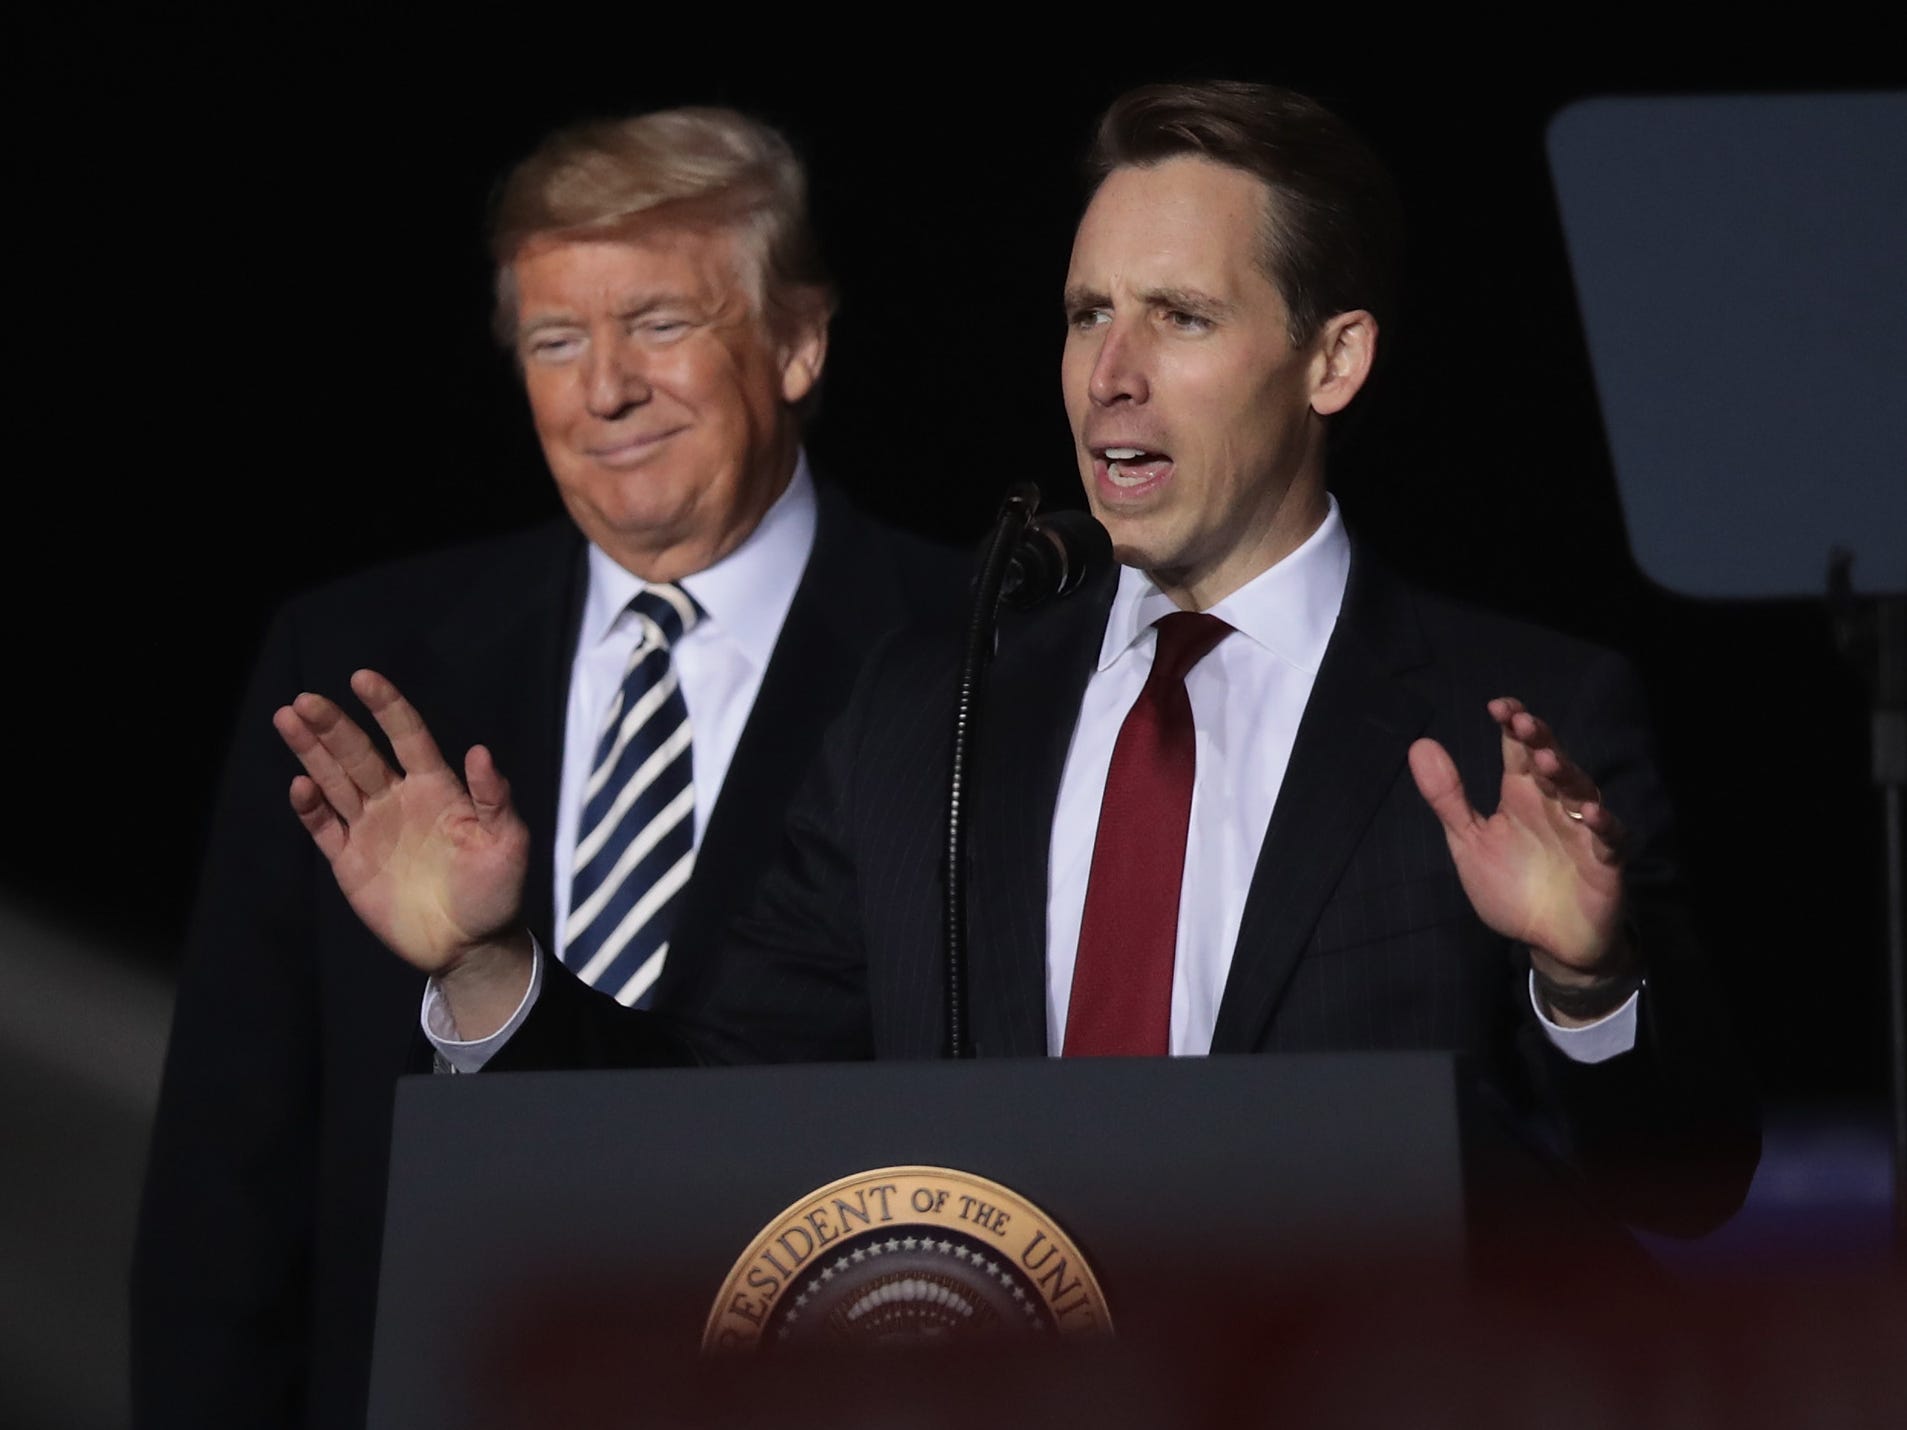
left=1308, top=310, right=1377, bottom=417
left=778, top=311, right=830, bottom=406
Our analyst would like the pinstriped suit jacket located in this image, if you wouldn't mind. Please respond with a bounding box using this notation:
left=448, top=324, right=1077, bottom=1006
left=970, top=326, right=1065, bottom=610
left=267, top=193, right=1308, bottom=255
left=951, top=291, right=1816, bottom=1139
left=505, top=542, right=1760, bottom=1235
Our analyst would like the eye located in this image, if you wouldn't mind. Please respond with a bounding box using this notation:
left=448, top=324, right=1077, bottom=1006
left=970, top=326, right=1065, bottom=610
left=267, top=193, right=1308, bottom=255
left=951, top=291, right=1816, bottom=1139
left=636, top=317, right=691, bottom=341
left=1067, top=306, right=1110, bottom=332
left=1163, top=309, right=1212, bottom=334
left=525, top=333, right=582, bottom=362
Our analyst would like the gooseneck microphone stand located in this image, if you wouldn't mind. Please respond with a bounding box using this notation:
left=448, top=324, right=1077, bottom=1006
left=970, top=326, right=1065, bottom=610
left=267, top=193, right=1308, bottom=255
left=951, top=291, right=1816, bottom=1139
left=942, top=484, right=1108, bottom=1059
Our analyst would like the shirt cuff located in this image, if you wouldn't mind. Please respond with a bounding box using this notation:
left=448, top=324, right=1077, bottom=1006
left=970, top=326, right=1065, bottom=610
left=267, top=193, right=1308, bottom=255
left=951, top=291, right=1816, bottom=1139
left=1528, top=970, right=1640, bottom=1064
left=420, top=936, right=546, bottom=1074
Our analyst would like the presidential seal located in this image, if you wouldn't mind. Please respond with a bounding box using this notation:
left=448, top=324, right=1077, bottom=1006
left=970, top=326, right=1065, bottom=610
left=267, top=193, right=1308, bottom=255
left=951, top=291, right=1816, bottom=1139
left=704, top=1166, right=1112, bottom=1351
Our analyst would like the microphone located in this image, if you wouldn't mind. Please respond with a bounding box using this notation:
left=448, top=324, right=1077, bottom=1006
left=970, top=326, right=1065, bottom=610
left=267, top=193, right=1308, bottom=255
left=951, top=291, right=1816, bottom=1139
left=999, top=506, right=1112, bottom=610
left=944, top=486, right=1110, bottom=1059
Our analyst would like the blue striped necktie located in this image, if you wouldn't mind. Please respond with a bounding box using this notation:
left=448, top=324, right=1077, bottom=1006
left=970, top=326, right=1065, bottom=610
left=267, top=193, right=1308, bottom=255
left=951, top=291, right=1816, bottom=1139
left=564, top=583, right=700, bottom=1007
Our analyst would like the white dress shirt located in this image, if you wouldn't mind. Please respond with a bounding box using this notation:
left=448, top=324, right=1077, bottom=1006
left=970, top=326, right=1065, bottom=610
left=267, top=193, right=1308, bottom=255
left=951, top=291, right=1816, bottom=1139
left=434, top=484, right=1634, bottom=1067
left=1044, top=497, right=1636, bottom=1061
left=552, top=459, right=817, bottom=951
left=426, top=456, right=816, bottom=1064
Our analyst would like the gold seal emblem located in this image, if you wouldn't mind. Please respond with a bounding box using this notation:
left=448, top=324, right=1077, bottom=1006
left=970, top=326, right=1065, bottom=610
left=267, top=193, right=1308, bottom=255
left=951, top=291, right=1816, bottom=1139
left=704, top=1165, right=1112, bottom=1351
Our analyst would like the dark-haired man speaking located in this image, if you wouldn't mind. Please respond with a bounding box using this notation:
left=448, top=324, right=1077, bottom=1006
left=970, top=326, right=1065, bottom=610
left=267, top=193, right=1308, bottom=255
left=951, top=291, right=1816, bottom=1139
left=276, top=81, right=1758, bottom=1239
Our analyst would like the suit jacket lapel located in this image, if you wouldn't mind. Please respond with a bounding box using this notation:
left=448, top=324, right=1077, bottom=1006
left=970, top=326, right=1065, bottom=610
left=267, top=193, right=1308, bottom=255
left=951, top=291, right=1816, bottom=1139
left=657, top=482, right=887, bottom=1003
left=1210, top=548, right=1433, bottom=1053
left=422, top=523, right=584, bottom=953
left=966, top=560, right=1118, bottom=1057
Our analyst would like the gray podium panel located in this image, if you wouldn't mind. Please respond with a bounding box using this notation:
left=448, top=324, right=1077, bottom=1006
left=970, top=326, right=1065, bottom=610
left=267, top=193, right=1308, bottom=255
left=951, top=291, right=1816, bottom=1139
left=370, top=1053, right=1467, bottom=1428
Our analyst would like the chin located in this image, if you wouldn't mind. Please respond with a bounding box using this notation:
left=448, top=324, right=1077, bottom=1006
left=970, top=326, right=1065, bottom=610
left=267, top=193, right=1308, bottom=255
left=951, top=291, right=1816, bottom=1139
left=1104, top=533, right=1169, bottom=575
left=1087, top=508, right=1159, bottom=569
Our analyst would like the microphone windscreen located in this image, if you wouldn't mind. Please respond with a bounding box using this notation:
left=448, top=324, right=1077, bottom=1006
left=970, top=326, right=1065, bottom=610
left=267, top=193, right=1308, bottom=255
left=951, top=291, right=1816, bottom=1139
left=1001, top=508, right=1111, bottom=609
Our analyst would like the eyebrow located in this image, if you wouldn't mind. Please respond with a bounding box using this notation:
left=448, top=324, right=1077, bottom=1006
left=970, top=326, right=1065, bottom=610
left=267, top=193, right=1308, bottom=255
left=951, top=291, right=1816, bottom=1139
left=517, top=313, right=582, bottom=340
left=1062, top=285, right=1108, bottom=314
left=516, top=294, right=695, bottom=341
left=1141, top=286, right=1237, bottom=320
left=1059, top=284, right=1237, bottom=320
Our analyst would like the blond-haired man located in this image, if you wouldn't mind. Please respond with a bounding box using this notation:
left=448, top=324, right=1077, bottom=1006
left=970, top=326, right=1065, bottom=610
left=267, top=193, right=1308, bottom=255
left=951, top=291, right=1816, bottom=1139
left=133, top=106, right=961, bottom=1428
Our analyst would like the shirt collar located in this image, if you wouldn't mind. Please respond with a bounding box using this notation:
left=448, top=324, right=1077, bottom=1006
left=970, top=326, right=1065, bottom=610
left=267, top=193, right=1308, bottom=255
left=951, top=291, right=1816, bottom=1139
left=1098, top=494, right=1351, bottom=674
left=581, top=451, right=818, bottom=670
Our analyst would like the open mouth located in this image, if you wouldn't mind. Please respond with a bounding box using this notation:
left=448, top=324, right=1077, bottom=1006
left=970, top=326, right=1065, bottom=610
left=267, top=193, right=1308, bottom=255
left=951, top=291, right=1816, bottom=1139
left=1095, top=445, right=1173, bottom=490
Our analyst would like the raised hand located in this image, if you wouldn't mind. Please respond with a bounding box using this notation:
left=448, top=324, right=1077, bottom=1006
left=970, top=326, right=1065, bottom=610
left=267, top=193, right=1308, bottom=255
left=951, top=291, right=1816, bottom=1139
left=272, top=670, right=533, bottom=998
left=1408, top=697, right=1631, bottom=988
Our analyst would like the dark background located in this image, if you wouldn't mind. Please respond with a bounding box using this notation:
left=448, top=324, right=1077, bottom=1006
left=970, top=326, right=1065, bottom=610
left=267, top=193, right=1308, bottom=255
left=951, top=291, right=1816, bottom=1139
left=6, top=18, right=1899, bottom=1110
left=3, top=17, right=1900, bottom=1425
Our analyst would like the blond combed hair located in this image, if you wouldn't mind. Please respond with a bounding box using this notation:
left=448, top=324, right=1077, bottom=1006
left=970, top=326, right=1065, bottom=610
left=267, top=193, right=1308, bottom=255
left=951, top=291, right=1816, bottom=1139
left=489, top=106, right=835, bottom=345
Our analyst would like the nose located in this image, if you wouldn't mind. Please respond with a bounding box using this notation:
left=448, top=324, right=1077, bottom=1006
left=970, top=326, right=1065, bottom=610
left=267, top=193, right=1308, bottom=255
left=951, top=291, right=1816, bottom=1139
left=584, top=337, right=651, bottom=418
left=1087, top=318, right=1149, bottom=408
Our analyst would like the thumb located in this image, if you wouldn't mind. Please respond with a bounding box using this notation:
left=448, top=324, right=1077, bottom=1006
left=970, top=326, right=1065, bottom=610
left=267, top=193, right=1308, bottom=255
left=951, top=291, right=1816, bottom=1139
left=465, top=744, right=516, bottom=829
left=1408, top=737, right=1477, bottom=838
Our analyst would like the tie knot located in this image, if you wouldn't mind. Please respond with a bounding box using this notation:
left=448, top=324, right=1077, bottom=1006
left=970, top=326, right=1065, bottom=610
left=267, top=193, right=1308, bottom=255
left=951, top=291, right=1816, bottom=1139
left=627, top=584, right=700, bottom=649
left=1147, top=611, right=1231, bottom=685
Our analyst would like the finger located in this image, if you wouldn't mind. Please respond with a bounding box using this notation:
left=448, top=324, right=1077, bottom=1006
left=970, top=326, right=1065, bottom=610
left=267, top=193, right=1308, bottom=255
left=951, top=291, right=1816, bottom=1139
left=1489, top=697, right=1535, bottom=777
left=287, top=773, right=348, bottom=863
left=1531, top=744, right=1601, bottom=806
left=1508, top=710, right=1571, bottom=784
left=1500, top=703, right=1605, bottom=809
left=293, top=687, right=397, bottom=807
left=351, top=669, right=451, bottom=778
left=465, top=744, right=516, bottom=831
left=1408, top=737, right=1479, bottom=839
left=1512, top=704, right=1604, bottom=813
left=1576, top=800, right=1628, bottom=865
left=274, top=701, right=367, bottom=823
left=1509, top=710, right=1559, bottom=753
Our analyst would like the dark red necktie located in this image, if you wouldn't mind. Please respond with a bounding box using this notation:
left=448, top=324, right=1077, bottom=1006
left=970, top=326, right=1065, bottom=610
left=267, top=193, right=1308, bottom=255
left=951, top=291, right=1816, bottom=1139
left=1064, top=612, right=1232, bottom=1057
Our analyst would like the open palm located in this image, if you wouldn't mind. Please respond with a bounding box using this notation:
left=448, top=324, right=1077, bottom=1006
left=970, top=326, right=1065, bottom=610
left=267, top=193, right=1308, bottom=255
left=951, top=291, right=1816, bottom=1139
left=272, top=669, right=530, bottom=976
left=1408, top=698, right=1628, bottom=978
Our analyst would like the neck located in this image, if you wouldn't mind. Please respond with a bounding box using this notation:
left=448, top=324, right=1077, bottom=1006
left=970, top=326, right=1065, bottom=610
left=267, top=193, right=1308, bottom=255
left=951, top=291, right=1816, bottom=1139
left=602, top=446, right=799, bottom=584
left=1151, top=478, right=1330, bottom=611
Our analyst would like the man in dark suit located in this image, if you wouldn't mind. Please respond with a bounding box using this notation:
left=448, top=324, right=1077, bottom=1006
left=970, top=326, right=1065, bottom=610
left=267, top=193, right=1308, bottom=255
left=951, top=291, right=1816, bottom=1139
left=272, top=82, right=1757, bottom=1245
left=132, top=106, right=962, bottom=1428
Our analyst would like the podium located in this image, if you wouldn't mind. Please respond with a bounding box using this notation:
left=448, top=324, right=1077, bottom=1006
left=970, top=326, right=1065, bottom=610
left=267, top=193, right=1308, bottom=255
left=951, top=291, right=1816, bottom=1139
left=364, top=1051, right=1648, bottom=1428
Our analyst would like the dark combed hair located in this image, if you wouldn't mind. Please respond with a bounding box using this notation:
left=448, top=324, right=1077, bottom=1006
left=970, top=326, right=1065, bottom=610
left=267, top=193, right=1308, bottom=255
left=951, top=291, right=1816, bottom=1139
left=1085, top=80, right=1404, bottom=343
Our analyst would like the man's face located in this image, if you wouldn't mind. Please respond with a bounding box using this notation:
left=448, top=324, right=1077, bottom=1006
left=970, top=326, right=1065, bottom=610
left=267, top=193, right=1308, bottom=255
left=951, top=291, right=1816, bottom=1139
left=1062, top=156, right=1343, bottom=607
left=512, top=224, right=824, bottom=581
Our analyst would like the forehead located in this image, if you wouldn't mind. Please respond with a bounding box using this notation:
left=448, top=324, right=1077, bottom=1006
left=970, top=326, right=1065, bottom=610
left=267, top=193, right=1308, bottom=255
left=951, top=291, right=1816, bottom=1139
left=510, top=222, right=753, bottom=315
left=1068, top=157, right=1277, bottom=299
